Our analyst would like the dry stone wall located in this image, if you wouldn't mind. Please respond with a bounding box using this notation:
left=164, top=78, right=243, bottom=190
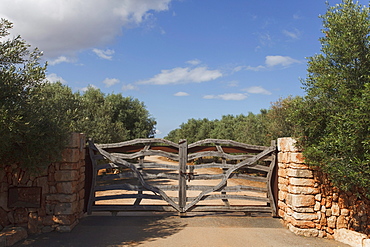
left=277, top=137, right=370, bottom=246
left=0, top=133, right=86, bottom=237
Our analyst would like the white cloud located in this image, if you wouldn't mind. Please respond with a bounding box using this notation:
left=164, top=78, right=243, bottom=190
left=45, top=73, right=67, bottom=84
left=233, top=55, right=300, bottom=73
left=103, top=78, right=120, bottom=87
left=233, top=65, right=265, bottom=72
left=93, top=49, right=115, bottom=60
left=174, top=92, right=189, bottom=96
left=265, top=55, right=300, bottom=67
left=137, top=66, right=222, bottom=85
left=203, top=93, right=247, bottom=101
left=49, top=56, right=75, bottom=65
left=80, top=84, right=98, bottom=92
left=122, top=84, right=137, bottom=91
left=155, top=129, right=162, bottom=135
left=283, top=29, right=300, bottom=40
left=0, top=0, right=171, bottom=58
left=243, top=86, right=272, bottom=95
left=226, top=80, right=239, bottom=87
left=186, top=59, right=201, bottom=65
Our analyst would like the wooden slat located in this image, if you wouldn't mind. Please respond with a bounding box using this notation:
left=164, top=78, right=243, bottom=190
left=95, top=193, right=162, bottom=201
left=246, top=164, right=271, bottom=173
left=192, top=173, right=267, bottom=182
left=187, top=162, right=246, bottom=170
left=97, top=171, right=179, bottom=181
left=188, top=139, right=267, bottom=151
left=92, top=205, right=272, bottom=213
left=186, top=194, right=269, bottom=202
left=92, top=205, right=177, bottom=212
left=97, top=162, right=178, bottom=171
left=95, top=183, right=179, bottom=192
left=188, top=152, right=253, bottom=161
left=186, top=185, right=267, bottom=193
left=188, top=205, right=272, bottom=213
left=228, top=173, right=268, bottom=182
left=96, top=138, right=179, bottom=149
left=111, top=150, right=179, bottom=161
left=134, top=163, right=179, bottom=170
left=188, top=163, right=271, bottom=172
left=99, top=145, right=179, bottom=154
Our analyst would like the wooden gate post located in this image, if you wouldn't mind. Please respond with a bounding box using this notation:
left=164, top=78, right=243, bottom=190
left=178, top=139, right=188, bottom=215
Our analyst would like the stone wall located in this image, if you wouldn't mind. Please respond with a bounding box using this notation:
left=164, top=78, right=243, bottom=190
left=0, top=133, right=86, bottom=236
left=277, top=137, right=370, bottom=246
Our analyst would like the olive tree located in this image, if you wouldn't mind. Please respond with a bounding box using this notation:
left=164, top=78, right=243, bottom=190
left=291, top=0, right=370, bottom=196
left=0, top=19, right=70, bottom=169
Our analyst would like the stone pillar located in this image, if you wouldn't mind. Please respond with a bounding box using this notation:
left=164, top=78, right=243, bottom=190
left=277, top=137, right=319, bottom=237
left=277, top=137, right=370, bottom=245
left=48, top=132, right=86, bottom=232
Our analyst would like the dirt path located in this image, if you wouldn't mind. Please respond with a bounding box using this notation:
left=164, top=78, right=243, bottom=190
left=14, top=214, right=350, bottom=247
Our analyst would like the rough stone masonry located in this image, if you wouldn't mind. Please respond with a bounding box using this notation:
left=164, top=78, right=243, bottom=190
left=277, top=137, right=370, bottom=247
left=0, top=133, right=86, bottom=246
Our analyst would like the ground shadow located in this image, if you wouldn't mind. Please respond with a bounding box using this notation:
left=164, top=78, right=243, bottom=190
left=14, top=214, right=187, bottom=247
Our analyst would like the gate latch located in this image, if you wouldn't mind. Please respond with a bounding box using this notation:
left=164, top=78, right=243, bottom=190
left=180, top=171, right=196, bottom=182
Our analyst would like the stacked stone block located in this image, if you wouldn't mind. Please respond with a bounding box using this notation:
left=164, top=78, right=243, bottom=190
left=277, top=137, right=370, bottom=246
left=277, top=137, right=320, bottom=237
left=0, top=133, right=86, bottom=240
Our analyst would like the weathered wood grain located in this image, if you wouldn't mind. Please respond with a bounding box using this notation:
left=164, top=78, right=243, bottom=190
left=92, top=205, right=177, bottom=212
left=95, top=193, right=163, bottom=201
left=186, top=185, right=267, bottom=193
left=111, top=150, right=179, bottom=161
left=96, top=138, right=179, bottom=149
left=187, top=205, right=272, bottom=213
left=186, top=194, right=269, bottom=202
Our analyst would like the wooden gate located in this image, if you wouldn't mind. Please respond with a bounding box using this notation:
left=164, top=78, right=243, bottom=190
left=86, top=138, right=277, bottom=216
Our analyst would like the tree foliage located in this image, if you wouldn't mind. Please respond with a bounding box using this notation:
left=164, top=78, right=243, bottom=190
left=0, top=19, right=157, bottom=169
left=75, top=87, right=156, bottom=143
left=290, top=0, right=370, bottom=196
left=0, top=18, right=69, bottom=169
left=165, top=97, right=297, bottom=146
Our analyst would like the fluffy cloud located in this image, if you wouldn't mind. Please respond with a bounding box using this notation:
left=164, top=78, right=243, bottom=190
left=93, top=49, right=115, bottom=60
left=265, top=55, right=300, bottom=67
left=49, top=56, right=75, bottom=65
left=103, top=78, right=120, bottom=87
left=137, top=66, right=222, bottom=85
left=122, top=84, right=137, bottom=91
left=0, top=0, right=171, bottom=58
left=45, top=73, right=67, bottom=84
left=174, top=92, right=189, bottom=96
left=186, top=59, right=201, bottom=65
left=243, top=86, right=272, bottom=95
left=203, top=93, right=247, bottom=101
left=234, top=55, right=300, bottom=72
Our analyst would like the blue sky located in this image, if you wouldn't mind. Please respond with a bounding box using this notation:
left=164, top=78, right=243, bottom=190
left=1, top=0, right=347, bottom=137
